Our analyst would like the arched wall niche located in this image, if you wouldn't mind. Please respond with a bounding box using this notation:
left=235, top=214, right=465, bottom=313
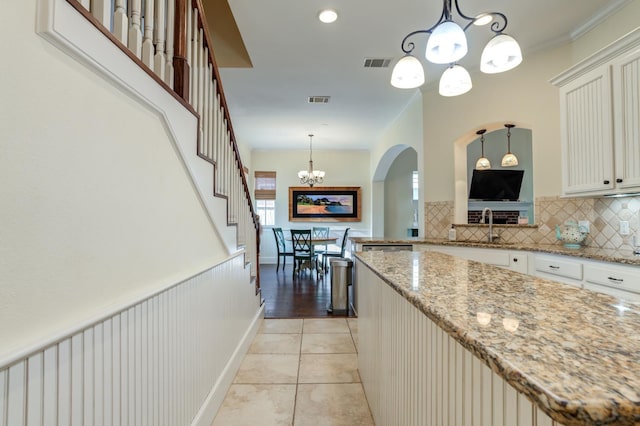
left=453, top=121, right=533, bottom=224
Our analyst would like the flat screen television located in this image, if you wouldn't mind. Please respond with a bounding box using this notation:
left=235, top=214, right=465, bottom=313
left=469, top=169, right=524, bottom=201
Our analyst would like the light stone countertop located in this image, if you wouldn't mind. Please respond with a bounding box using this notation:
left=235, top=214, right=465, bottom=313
left=349, top=237, right=640, bottom=266
left=355, top=250, right=640, bottom=425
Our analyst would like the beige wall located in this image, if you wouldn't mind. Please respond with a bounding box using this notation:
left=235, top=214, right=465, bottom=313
left=1, top=1, right=227, bottom=358
left=570, top=0, right=640, bottom=63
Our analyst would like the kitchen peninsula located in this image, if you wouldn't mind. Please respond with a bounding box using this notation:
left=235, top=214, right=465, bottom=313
left=355, top=249, right=640, bottom=425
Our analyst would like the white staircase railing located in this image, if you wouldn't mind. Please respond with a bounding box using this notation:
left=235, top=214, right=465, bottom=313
left=65, top=0, right=260, bottom=288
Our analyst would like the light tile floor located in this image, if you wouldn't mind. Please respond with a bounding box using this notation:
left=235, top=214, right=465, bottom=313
left=212, top=318, right=373, bottom=426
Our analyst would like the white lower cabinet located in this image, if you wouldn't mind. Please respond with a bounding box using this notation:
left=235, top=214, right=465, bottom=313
left=420, top=245, right=529, bottom=274
left=583, top=261, right=640, bottom=301
left=534, top=254, right=583, bottom=287
left=356, top=261, right=557, bottom=426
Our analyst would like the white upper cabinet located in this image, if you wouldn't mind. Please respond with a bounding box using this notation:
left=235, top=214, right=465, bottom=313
left=552, top=29, right=640, bottom=197
left=612, top=47, right=640, bottom=190
left=559, top=65, right=614, bottom=194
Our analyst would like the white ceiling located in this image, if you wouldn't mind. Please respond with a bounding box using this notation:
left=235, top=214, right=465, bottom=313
left=218, top=0, right=627, bottom=151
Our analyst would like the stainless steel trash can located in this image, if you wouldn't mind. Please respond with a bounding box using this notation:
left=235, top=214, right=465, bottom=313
left=328, top=257, right=353, bottom=314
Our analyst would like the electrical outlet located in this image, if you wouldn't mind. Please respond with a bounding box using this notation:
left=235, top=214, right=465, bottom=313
left=579, top=220, right=590, bottom=233
left=620, top=221, right=630, bottom=235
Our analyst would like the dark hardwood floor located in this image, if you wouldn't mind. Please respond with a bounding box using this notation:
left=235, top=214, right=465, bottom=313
left=259, top=263, right=356, bottom=318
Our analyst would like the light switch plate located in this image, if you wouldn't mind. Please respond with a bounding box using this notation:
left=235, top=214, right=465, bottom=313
left=620, top=221, right=630, bottom=235
left=579, top=220, right=590, bottom=233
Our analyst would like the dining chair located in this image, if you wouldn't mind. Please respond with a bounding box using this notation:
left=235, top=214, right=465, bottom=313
left=322, top=228, right=350, bottom=271
left=272, top=227, right=294, bottom=272
left=312, top=226, right=330, bottom=262
left=290, top=229, right=318, bottom=279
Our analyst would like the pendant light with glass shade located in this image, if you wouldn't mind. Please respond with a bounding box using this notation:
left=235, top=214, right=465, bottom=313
left=501, top=124, right=518, bottom=167
left=475, top=129, right=491, bottom=170
left=389, top=0, right=522, bottom=95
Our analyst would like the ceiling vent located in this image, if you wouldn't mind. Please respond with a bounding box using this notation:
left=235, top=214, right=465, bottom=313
left=308, top=96, right=331, bottom=104
left=364, top=58, right=391, bottom=68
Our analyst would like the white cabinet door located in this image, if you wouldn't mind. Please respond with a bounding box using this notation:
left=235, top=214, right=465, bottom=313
left=559, top=65, right=614, bottom=195
left=612, top=47, right=640, bottom=191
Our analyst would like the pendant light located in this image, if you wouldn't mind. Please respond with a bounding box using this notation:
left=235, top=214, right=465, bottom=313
left=475, top=129, right=491, bottom=170
left=501, top=124, right=518, bottom=167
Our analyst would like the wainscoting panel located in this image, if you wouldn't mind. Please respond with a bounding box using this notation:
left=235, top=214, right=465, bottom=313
left=0, top=254, right=262, bottom=426
left=356, top=261, right=558, bottom=426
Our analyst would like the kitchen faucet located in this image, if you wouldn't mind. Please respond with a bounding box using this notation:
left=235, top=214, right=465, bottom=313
left=481, top=207, right=499, bottom=242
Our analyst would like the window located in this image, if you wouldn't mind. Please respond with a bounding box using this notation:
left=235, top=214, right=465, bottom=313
left=254, top=171, right=276, bottom=226
left=412, top=170, right=419, bottom=201
left=255, top=200, right=275, bottom=226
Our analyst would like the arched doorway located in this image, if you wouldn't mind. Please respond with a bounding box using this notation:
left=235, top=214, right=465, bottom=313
left=372, top=145, right=419, bottom=238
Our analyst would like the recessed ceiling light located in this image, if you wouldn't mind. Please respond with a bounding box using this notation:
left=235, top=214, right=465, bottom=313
left=318, top=9, right=338, bottom=24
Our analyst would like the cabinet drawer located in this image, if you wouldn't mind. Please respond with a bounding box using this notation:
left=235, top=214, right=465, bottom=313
left=584, top=263, right=640, bottom=294
left=535, top=255, right=583, bottom=280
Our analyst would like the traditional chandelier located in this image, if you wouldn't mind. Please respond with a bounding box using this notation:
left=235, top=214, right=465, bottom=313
left=390, top=0, right=522, bottom=96
left=298, top=134, right=325, bottom=187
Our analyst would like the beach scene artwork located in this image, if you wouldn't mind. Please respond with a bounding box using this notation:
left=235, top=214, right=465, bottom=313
left=295, top=194, right=353, bottom=215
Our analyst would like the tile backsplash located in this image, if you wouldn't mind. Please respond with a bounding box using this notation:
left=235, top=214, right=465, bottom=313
left=425, top=196, right=640, bottom=250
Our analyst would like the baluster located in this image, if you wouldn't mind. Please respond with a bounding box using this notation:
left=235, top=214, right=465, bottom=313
left=190, top=9, right=200, bottom=112
left=186, top=4, right=194, bottom=105
left=202, top=62, right=210, bottom=159
left=142, top=0, right=155, bottom=69
left=113, top=0, right=129, bottom=43
left=154, top=0, right=167, bottom=80
left=173, top=0, right=189, bottom=101
left=128, top=0, right=143, bottom=57
left=207, top=67, right=214, bottom=160
left=165, top=0, right=175, bottom=87
left=212, top=83, right=219, bottom=164
left=91, top=0, right=112, bottom=29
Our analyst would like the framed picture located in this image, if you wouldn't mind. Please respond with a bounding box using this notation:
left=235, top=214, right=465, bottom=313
left=289, top=186, right=362, bottom=222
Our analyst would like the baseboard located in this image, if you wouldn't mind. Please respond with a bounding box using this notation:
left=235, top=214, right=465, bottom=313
left=191, top=304, right=265, bottom=426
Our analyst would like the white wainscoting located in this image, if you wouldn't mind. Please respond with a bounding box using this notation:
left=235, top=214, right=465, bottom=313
left=0, top=254, right=263, bottom=426
left=357, top=262, right=558, bottom=426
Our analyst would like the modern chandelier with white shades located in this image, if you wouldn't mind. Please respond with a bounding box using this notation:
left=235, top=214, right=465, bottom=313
left=298, top=134, right=325, bottom=187
left=390, top=0, right=523, bottom=96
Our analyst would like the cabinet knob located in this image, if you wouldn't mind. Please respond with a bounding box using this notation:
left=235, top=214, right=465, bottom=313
left=513, top=258, right=518, bottom=262
left=616, top=178, right=623, bottom=183
left=603, top=180, right=610, bottom=185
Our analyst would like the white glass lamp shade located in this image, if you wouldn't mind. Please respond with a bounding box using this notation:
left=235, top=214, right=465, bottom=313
left=439, top=65, right=472, bottom=97
left=391, top=55, right=425, bottom=89
left=426, top=20, right=468, bottom=64
left=501, top=152, right=519, bottom=167
left=313, top=170, right=325, bottom=179
left=298, top=170, right=309, bottom=179
left=480, top=33, right=523, bottom=74
left=475, top=156, right=491, bottom=170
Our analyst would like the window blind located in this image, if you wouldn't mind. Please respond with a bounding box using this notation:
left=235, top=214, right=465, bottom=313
left=254, top=171, right=276, bottom=199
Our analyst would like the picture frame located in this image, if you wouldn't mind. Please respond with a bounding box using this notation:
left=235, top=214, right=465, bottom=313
left=289, top=186, right=362, bottom=222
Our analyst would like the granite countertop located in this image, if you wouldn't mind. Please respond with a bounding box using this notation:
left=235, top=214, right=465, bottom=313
left=355, top=250, right=640, bottom=425
left=349, top=237, right=640, bottom=266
